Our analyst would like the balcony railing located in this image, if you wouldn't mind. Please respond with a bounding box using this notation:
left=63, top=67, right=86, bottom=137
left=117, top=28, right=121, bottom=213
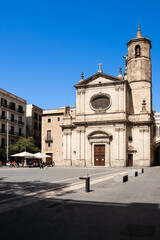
left=0, top=129, right=24, bottom=137
left=10, top=119, right=17, bottom=124
left=45, top=138, right=53, bottom=143
left=1, top=103, right=24, bottom=114
left=0, top=115, right=6, bottom=120
left=0, top=117, right=24, bottom=125
left=0, top=145, right=5, bottom=150
left=0, top=129, right=7, bottom=134
left=18, top=121, right=24, bottom=125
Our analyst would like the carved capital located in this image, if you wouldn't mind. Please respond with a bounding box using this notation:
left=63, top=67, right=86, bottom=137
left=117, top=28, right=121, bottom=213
left=115, top=86, right=120, bottom=91
left=139, top=128, right=149, bottom=133
left=120, top=86, right=124, bottom=91
left=115, top=128, right=125, bottom=132
left=115, top=128, right=120, bottom=132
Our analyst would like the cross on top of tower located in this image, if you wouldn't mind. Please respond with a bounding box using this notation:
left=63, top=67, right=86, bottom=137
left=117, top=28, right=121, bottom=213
left=136, top=22, right=142, bottom=38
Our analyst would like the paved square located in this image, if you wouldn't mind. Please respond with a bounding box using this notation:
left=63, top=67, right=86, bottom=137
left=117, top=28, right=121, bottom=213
left=1, top=166, right=160, bottom=239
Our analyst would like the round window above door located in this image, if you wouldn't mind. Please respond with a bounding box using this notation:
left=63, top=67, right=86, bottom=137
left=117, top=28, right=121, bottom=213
left=90, top=93, right=111, bottom=112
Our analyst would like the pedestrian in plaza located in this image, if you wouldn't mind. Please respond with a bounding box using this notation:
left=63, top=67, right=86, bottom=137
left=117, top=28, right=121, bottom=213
left=40, top=160, right=43, bottom=169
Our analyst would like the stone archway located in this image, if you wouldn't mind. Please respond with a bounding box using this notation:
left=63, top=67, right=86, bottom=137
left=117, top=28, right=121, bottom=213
left=153, top=142, right=160, bottom=166
left=87, top=131, right=112, bottom=167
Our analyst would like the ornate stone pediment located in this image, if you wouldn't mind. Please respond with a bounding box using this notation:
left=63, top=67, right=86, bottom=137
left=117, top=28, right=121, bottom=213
left=87, top=130, right=112, bottom=140
left=74, top=72, right=125, bottom=89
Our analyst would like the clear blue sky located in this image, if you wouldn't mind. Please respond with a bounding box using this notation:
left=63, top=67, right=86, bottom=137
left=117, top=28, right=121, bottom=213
left=0, top=0, right=160, bottom=111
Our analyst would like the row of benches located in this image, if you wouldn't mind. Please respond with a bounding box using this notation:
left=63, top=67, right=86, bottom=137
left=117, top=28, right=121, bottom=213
left=113, top=168, right=144, bottom=183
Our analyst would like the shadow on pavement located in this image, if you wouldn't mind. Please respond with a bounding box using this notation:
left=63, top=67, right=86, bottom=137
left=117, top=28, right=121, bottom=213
left=0, top=197, right=160, bottom=240
left=0, top=180, right=72, bottom=201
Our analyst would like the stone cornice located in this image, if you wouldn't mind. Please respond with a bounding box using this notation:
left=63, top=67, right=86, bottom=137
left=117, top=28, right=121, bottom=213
left=75, top=81, right=128, bottom=89
left=74, top=72, right=127, bottom=89
left=42, top=112, right=64, bottom=117
left=127, top=37, right=152, bottom=48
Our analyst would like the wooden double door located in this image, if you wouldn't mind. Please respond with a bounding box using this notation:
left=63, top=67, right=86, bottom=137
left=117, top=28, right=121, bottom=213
left=46, top=153, right=53, bottom=165
left=94, top=145, right=105, bottom=166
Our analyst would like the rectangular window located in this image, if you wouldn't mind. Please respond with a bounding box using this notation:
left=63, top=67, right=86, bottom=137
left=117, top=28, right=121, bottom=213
left=10, top=102, right=15, bottom=110
left=1, top=98, right=7, bottom=107
left=57, top=117, right=60, bottom=121
left=11, top=114, right=14, bottom=122
left=34, top=113, right=38, bottom=120
left=2, top=111, right=5, bottom=119
left=19, top=128, right=22, bottom=136
left=47, top=130, right=51, bottom=140
left=18, top=116, right=22, bottom=124
left=48, top=118, right=51, bottom=123
left=18, top=105, right=23, bottom=113
left=10, top=126, right=14, bottom=134
left=1, top=138, right=5, bottom=149
left=2, top=124, right=5, bottom=133
left=34, top=122, right=37, bottom=129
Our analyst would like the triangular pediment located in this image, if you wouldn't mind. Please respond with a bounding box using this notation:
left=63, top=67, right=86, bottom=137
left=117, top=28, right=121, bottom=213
left=74, top=72, right=124, bottom=88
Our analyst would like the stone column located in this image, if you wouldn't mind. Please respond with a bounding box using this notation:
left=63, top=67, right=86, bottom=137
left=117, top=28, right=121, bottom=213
left=67, top=133, right=70, bottom=160
left=77, top=130, right=81, bottom=160
left=81, top=129, right=85, bottom=165
left=115, top=86, right=119, bottom=111
left=115, top=128, right=120, bottom=160
left=81, top=90, right=85, bottom=115
left=63, top=133, right=67, bottom=160
left=76, top=90, right=81, bottom=115
left=120, top=128, right=125, bottom=164
left=120, top=86, right=124, bottom=111
left=123, top=85, right=126, bottom=112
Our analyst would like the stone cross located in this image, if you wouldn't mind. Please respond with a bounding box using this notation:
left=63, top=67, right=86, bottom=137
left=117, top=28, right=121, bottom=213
left=98, top=63, right=103, bottom=73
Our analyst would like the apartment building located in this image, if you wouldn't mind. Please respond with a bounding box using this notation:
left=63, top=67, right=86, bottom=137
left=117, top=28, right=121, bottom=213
left=26, top=104, right=43, bottom=149
left=0, top=88, right=26, bottom=160
left=41, top=107, right=67, bottom=165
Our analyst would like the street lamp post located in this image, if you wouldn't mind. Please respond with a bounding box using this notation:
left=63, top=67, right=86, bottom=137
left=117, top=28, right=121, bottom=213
left=6, top=111, right=9, bottom=164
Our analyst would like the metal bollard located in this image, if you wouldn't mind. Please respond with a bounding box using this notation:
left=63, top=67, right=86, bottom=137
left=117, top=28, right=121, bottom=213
left=79, top=176, right=90, bottom=192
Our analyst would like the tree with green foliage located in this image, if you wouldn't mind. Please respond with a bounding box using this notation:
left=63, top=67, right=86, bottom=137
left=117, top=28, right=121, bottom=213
left=9, top=137, right=39, bottom=154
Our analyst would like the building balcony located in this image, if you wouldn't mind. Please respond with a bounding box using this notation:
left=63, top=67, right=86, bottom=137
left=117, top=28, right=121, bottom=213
left=0, top=129, right=7, bottom=134
left=0, top=145, right=5, bottom=150
left=9, top=131, right=25, bottom=137
left=0, top=129, right=24, bottom=137
left=18, top=121, right=24, bottom=125
left=10, top=119, right=18, bottom=124
left=1, top=103, right=24, bottom=115
left=45, top=138, right=53, bottom=143
left=0, top=115, right=6, bottom=120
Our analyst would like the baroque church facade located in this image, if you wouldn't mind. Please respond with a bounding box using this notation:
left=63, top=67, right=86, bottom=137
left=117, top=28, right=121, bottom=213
left=42, top=28, right=156, bottom=167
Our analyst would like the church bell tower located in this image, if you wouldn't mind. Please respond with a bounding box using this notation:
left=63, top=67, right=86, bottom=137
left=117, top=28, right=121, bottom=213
left=127, top=27, right=152, bottom=115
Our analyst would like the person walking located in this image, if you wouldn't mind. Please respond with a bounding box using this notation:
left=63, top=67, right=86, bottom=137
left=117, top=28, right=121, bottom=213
left=40, top=160, right=42, bottom=169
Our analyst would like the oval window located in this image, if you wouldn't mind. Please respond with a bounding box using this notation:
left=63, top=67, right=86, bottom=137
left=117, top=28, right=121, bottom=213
left=91, top=95, right=110, bottom=110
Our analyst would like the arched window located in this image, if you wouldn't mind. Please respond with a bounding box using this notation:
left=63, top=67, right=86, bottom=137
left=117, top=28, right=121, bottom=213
left=135, top=45, right=141, bottom=57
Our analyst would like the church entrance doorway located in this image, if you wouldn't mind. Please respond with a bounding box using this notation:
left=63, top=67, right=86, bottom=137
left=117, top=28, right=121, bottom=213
left=94, top=145, right=105, bottom=166
left=154, top=143, right=160, bottom=166
left=127, top=154, right=133, bottom=166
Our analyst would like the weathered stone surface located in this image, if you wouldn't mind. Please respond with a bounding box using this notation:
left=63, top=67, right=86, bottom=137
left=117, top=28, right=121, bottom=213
left=113, top=175, right=128, bottom=183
